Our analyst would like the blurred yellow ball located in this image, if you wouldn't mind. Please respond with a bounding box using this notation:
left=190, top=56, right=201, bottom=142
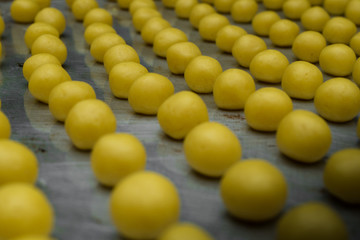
left=10, top=0, right=41, bottom=23
left=35, top=7, right=66, bottom=35
left=0, top=111, right=11, bottom=139
left=158, top=223, right=214, bottom=240
left=71, top=0, right=99, bottom=21
left=83, top=8, right=113, bottom=28
left=24, top=22, right=59, bottom=49
left=23, top=53, right=61, bottom=82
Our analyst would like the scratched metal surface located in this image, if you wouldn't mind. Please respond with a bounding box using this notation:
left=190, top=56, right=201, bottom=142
left=0, top=0, right=359, bottom=239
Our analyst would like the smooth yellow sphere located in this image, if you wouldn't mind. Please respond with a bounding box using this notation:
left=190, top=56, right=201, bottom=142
left=231, top=0, right=258, bottom=22
left=71, top=0, right=99, bottom=21
left=0, top=139, right=38, bottom=185
left=48, top=81, right=96, bottom=122
left=129, top=0, right=157, bottom=16
left=292, top=31, right=327, bottom=63
left=319, top=44, right=356, bottom=77
left=10, top=0, right=41, bottom=23
left=91, top=133, right=146, bottom=187
left=65, top=99, right=117, bottom=150
left=345, top=0, right=360, bottom=25
left=83, top=8, right=113, bottom=28
left=251, top=11, right=281, bottom=36
left=141, top=17, right=171, bottom=45
left=166, top=41, right=202, bottom=74
left=162, top=0, right=178, bottom=8
left=184, top=121, right=242, bottom=177
left=198, top=13, right=230, bottom=42
left=157, top=91, right=209, bottom=140
left=24, top=22, right=59, bottom=49
left=214, top=0, right=236, bottom=13
left=353, top=57, right=360, bottom=87
left=110, top=171, right=180, bottom=239
left=153, top=28, right=188, bottom=57
left=109, top=62, right=148, bottom=99
left=35, top=7, right=67, bottom=35
left=215, top=25, right=247, bottom=53
left=300, top=6, right=330, bottom=32
left=323, top=17, right=357, bottom=45
left=250, top=49, right=289, bottom=83
left=175, top=0, right=198, bottom=19
left=269, top=19, right=300, bottom=47
left=23, top=53, right=61, bottom=82
left=282, top=0, right=311, bottom=20
left=314, top=77, right=360, bottom=122
left=0, top=111, right=11, bottom=139
left=276, top=202, right=348, bottom=240
left=232, top=34, right=267, bottom=68
left=31, top=34, right=67, bottom=64
left=29, top=63, right=72, bottom=104
left=350, top=32, right=360, bottom=56
left=184, top=55, right=223, bottom=93
left=0, top=15, right=4, bottom=37
left=9, top=236, right=55, bottom=240
left=220, top=159, right=287, bottom=222
left=282, top=61, right=323, bottom=100
left=189, top=3, right=216, bottom=29
left=213, top=68, right=256, bottom=110
left=0, top=183, right=54, bottom=239
left=90, top=32, right=125, bottom=62
left=276, top=110, right=332, bottom=163
left=103, top=44, right=140, bottom=73
left=324, top=148, right=360, bottom=204
left=84, top=22, right=116, bottom=45
left=132, top=8, right=161, bottom=32
left=262, top=0, right=285, bottom=10
left=158, top=223, right=214, bottom=240
left=244, top=88, right=293, bottom=132
left=128, top=73, right=175, bottom=115
left=323, top=0, right=349, bottom=15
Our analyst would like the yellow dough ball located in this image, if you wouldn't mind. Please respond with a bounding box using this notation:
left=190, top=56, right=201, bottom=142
left=109, top=62, right=148, bottom=99
left=31, top=34, right=67, bottom=64
left=48, top=81, right=96, bottom=122
left=269, top=19, right=300, bottom=47
left=213, top=68, right=256, bottom=110
left=110, top=171, right=180, bottom=239
left=0, top=139, right=38, bottom=185
left=323, top=0, right=349, bottom=15
left=166, top=41, right=202, bottom=74
left=84, top=22, right=116, bottom=45
left=10, top=0, right=41, bottom=23
left=184, top=55, right=223, bottom=93
left=90, top=32, right=125, bottom=62
left=300, top=6, right=330, bottom=32
left=314, top=77, right=360, bottom=122
left=276, top=202, right=348, bottom=240
left=9, top=236, right=55, bottom=240
left=276, top=109, right=332, bottom=163
left=0, top=111, right=11, bottom=139
left=71, top=0, right=99, bottom=21
left=103, top=44, right=140, bottom=73
left=153, top=27, right=188, bottom=58
left=231, top=0, right=258, bottom=22
left=35, top=7, right=67, bottom=35
left=251, top=11, right=281, bottom=36
left=215, top=25, right=247, bottom=53
left=175, top=0, right=198, bottom=19
left=262, top=0, right=285, bottom=10
left=65, top=99, right=117, bottom=150
left=350, top=32, right=360, bottom=56
left=158, top=223, right=214, bottom=240
left=128, top=73, right=175, bottom=115
left=117, top=0, right=132, bottom=9
left=220, top=159, right=287, bottom=222
left=345, top=0, right=360, bottom=25
left=292, top=31, right=327, bottom=63
left=162, top=0, right=177, bottom=8
left=91, top=133, right=146, bottom=187
left=29, top=63, right=72, bottom=104
left=83, top=8, right=113, bottom=28
left=0, top=15, right=4, bottom=37
left=157, top=91, right=209, bottom=140
left=319, top=44, right=356, bottom=77
left=250, top=49, right=289, bottom=83
left=141, top=17, right=171, bottom=45
left=198, top=13, right=230, bottom=42
left=232, top=34, right=267, bottom=68
left=324, top=148, right=360, bottom=204
left=0, top=183, right=54, bottom=239
left=282, top=61, right=323, bottom=100
left=323, top=16, right=357, bottom=45
left=244, top=88, right=293, bottom=132
left=184, top=121, right=242, bottom=177
left=23, top=53, right=61, bottom=82
left=129, top=0, right=157, bottom=16
left=24, top=22, right=59, bottom=49
left=189, top=3, right=216, bottom=29
left=132, top=8, right=161, bottom=32
left=353, top=57, right=360, bottom=87
left=214, top=0, right=236, bottom=13
left=282, top=0, right=311, bottom=20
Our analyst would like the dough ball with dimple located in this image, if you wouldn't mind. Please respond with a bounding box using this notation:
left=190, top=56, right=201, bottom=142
left=350, top=32, right=360, bottom=56
left=129, top=0, right=157, bottom=16
left=231, top=0, right=258, bottom=23
left=282, top=0, right=310, bottom=20
left=323, top=0, right=348, bottom=15
left=262, top=0, right=285, bottom=10
left=157, top=91, right=209, bottom=140
left=10, top=0, right=41, bottom=23
left=216, top=25, right=247, bottom=53
left=314, top=77, right=360, bottom=122
left=35, top=7, right=66, bottom=35
left=166, top=41, right=202, bottom=74
left=71, top=0, right=99, bottom=21
left=282, top=61, right=323, bottom=100
left=345, top=0, right=360, bottom=25
left=48, top=81, right=96, bottom=122
left=132, top=8, right=161, bottom=32
left=29, top=63, right=72, bottom=104
left=31, top=34, right=67, bottom=64
left=158, top=222, right=214, bottom=240
left=213, top=68, right=256, bottom=110
left=269, top=19, right=300, bottom=47
left=24, top=22, right=59, bottom=49
left=184, top=55, right=223, bottom=93
left=292, top=31, right=327, bottom=63
left=84, top=22, right=116, bottom=45
left=90, top=33, right=125, bottom=62
left=252, top=11, right=280, bottom=36
left=301, top=6, right=330, bottom=32
left=198, top=13, right=230, bottom=42
left=141, top=17, right=171, bottom=45
left=128, top=73, right=175, bottom=115
left=23, top=53, right=61, bottom=82
left=153, top=27, right=188, bottom=58
left=353, top=57, right=360, bottom=87
left=83, top=8, right=113, bottom=28
left=109, top=62, right=148, bottom=99
left=323, top=16, right=357, bottom=45
left=0, top=111, right=11, bottom=139
left=184, top=121, right=242, bottom=177
left=65, top=99, right=117, bottom=150
left=250, top=49, right=289, bottom=83
left=189, top=3, right=216, bottom=29
left=175, top=0, right=197, bottom=19
left=244, top=88, right=293, bottom=132
left=319, top=44, right=356, bottom=77
left=232, top=34, right=267, bottom=68
left=214, top=0, right=235, bottom=13
left=104, top=44, right=140, bottom=73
